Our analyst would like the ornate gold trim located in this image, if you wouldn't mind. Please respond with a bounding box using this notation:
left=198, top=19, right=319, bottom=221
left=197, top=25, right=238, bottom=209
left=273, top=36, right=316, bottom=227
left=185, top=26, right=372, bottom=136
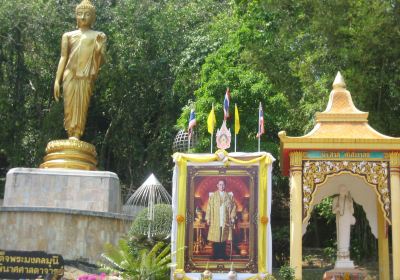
left=45, top=139, right=97, bottom=155
left=289, top=151, right=303, bottom=167
left=315, top=113, right=368, bottom=122
left=280, top=136, right=400, bottom=144
left=185, top=166, right=258, bottom=273
left=40, top=139, right=97, bottom=170
left=390, top=152, right=400, bottom=169
left=302, top=160, right=391, bottom=224
left=289, top=152, right=303, bottom=176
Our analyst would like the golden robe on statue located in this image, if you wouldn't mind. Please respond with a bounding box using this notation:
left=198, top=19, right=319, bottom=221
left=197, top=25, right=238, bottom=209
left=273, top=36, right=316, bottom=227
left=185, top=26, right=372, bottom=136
left=205, top=191, right=236, bottom=242
left=60, top=30, right=105, bottom=139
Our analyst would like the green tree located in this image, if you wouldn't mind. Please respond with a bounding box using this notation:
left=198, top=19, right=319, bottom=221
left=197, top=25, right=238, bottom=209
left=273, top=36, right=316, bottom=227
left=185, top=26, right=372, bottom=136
left=0, top=0, right=228, bottom=198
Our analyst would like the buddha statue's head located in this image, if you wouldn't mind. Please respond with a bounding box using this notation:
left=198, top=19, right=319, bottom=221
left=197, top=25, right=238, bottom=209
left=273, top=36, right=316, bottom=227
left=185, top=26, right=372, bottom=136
left=75, top=0, right=96, bottom=28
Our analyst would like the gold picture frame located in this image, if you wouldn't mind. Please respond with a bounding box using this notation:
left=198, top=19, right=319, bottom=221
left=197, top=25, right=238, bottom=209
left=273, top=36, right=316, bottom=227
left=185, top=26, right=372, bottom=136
left=172, top=151, right=273, bottom=275
left=184, top=166, right=258, bottom=273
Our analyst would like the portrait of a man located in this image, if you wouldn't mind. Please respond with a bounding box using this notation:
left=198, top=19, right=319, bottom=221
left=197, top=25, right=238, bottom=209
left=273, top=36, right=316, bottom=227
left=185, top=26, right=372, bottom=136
left=205, top=179, right=236, bottom=260
left=185, top=166, right=258, bottom=272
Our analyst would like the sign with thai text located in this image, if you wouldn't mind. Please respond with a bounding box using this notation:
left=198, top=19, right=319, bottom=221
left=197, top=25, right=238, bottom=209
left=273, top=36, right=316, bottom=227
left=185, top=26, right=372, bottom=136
left=306, top=151, right=385, bottom=159
left=0, top=250, right=64, bottom=279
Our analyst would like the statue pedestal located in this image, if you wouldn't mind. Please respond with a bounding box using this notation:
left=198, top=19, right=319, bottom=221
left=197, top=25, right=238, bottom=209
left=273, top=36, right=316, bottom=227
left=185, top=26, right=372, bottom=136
left=335, top=249, right=355, bottom=269
left=0, top=168, right=130, bottom=264
left=323, top=268, right=367, bottom=280
left=335, top=259, right=355, bottom=269
left=4, top=168, right=121, bottom=212
left=40, top=139, right=97, bottom=171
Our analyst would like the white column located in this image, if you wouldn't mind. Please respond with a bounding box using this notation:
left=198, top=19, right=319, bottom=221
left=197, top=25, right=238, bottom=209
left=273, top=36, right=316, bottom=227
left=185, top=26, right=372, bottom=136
left=289, top=151, right=303, bottom=279
left=377, top=199, right=390, bottom=280
left=390, top=152, right=400, bottom=280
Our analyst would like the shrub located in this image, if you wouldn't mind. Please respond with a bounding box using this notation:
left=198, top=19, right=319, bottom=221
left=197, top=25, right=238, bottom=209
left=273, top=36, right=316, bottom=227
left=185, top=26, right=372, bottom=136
left=99, top=239, right=171, bottom=280
left=130, top=204, right=172, bottom=240
left=278, top=264, right=295, bottom=280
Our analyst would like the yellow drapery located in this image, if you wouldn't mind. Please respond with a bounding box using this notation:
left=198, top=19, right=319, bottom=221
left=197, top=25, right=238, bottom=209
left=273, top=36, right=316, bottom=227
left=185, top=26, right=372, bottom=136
left=173, top=151, right=272, bottom=272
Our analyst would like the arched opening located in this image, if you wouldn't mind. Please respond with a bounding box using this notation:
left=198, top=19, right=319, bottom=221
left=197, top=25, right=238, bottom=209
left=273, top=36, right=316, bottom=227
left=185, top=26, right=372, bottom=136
left=302, top=173, right=380, bottom=275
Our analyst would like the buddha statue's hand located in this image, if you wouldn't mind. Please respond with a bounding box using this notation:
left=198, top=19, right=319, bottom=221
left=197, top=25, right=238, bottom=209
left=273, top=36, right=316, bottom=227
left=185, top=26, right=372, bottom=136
left=95, top=32, right=106, bottom=51
left=54, top=80, right=61, bottom=102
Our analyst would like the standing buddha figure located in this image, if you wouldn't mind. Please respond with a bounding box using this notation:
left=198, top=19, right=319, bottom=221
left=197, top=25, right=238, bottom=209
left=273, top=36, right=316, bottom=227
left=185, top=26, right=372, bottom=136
left=54, top=0, right=106, bottom=140
left=40, top=0, right=105, bottom=170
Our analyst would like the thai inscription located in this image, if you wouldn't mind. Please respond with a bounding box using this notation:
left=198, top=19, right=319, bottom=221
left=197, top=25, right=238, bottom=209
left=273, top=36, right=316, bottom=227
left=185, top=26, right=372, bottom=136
left=0, top=250, right=64, bottom=279
left=306, top=151, right=385, bottom=159
left=320, top=152, right=370, bottom=158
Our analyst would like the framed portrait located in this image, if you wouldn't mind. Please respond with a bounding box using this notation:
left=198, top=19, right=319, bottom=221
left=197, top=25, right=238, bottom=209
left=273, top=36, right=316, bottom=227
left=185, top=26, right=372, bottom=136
left=184, top=166, right=258, bottom=273
left=171, top=151, right=274, bottom=277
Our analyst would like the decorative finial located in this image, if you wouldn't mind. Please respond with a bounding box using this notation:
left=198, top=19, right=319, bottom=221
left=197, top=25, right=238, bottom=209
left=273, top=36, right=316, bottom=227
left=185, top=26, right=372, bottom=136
left=201, top=262, right=212, bottom=280
left=216, top=120, right=231, bottom=150
left=332, top=71, right=346, bottom=89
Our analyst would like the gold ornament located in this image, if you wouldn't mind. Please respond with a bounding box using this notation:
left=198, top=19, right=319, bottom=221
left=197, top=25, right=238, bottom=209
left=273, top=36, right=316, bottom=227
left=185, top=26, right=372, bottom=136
left=201, top=269, right=212, bottom=280
left=40, top=139, right=97, bottom=170
left=302, top=160, right=390, bottom=223
left=176, top=215, right=185, bottom=224
left=260, top=216, right=268, bottom=225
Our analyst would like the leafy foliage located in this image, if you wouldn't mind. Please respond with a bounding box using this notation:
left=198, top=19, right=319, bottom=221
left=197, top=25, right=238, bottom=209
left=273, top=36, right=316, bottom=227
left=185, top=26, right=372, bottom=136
left=277, top=264, right=295, bottom=280
left=272, top=225, right=290, bottom=267
left=0, top=0, right=228, bottom=197
left=99, top=239, right=170, bottom=280
left=1, top=0, right=399, bottom=268
left=315, top=197, right=335, bottom=222
left=130, top=204, right=172, bottom=239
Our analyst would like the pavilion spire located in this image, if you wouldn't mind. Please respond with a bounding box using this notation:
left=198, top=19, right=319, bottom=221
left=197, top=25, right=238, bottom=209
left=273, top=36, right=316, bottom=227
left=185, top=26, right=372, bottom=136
left=332, top=71, right=346, bottom=89
left=316, top=71, right=367, bottom=121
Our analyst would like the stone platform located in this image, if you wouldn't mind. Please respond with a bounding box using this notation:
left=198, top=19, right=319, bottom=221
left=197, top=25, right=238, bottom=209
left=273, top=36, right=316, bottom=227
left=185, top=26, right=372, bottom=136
left=1, top=168, right=131, bottom=264
left=4, top=168, right=121, bottom=212
left=323, top=267, right=368, bottom=280
left=0, top=207, right=132, bottom=263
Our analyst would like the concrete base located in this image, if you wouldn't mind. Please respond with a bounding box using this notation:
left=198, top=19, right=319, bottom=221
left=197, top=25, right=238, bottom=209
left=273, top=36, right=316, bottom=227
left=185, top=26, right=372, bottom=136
left=4, top=168, right=121, bottom=213
left=335, top=259, right=355, bottom=269
left=323, top=267, right=367, bottom=280
left=0, top=207, right=132, bottom=264
left=1, top=167, right=130, bottom=264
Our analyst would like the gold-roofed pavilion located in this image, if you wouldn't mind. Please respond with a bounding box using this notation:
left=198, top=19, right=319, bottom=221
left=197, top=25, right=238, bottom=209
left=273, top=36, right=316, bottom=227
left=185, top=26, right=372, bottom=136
left=279, top=71, right=400, bottom=175
left=278, top=72, right=400, bottom=280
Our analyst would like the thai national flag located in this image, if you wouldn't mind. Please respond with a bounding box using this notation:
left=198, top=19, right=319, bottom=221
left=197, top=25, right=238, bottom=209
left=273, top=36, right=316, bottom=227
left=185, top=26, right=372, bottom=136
left=188, top=109, right=197, bottom=136
left=256, top=103, right=265, bottom=138
left=223, top=88, right=230, bottom=120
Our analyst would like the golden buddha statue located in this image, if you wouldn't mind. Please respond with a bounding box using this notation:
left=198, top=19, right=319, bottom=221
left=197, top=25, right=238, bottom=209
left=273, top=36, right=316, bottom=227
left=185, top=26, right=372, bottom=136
left=40, top=0, right=105, bottom=170
left=55, top=0, right=106, bottom=140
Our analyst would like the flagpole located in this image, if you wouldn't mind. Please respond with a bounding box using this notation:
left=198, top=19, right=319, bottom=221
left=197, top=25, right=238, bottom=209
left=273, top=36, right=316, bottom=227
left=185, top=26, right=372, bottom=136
left=258, top=102, right=261, bottom=152
left=210, top=132, right=213, bottom=153
left=188, top=133, right=191, bottom=152
left=235, top=134, right=237, bottom=152
left=208, top=103, right=215, bottom=154
left=235, top=103, right=237, bottom=152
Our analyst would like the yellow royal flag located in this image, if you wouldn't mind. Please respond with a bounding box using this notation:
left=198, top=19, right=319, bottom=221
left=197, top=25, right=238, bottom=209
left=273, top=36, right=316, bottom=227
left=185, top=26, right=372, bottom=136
left=207, top=104, right=216, bottom=134
left=235, top=104, right=240, bottom=135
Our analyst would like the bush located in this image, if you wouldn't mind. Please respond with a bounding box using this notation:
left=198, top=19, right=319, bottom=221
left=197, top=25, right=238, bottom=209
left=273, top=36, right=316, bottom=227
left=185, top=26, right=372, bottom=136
left=278, top=264, right=295, bottom=280
left=272, top=225, right=290, bottom=267
left=130, top=204, right=172, bottom=240
left=99, top=239, right=171, bottom=280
